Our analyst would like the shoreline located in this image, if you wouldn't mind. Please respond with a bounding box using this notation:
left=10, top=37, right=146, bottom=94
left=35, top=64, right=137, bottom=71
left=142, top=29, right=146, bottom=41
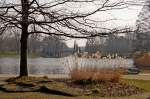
left=0, top=74, right=70, bottom=79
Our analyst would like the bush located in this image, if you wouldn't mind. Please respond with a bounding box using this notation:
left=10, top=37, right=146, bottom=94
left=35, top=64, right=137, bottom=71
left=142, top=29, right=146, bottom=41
left=73, top=78, right=96, bottom=85
left=70, top=68, right=123, bottom=84
left=134, top=52, right=150, bottom=68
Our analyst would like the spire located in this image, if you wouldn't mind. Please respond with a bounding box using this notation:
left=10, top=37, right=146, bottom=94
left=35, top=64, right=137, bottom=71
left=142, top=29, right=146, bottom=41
left=73, top=40, right=80, bottom=53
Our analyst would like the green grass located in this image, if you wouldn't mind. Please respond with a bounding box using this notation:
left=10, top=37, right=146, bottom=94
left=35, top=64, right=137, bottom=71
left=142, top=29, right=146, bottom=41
left=121, top=79, right=150, bottom=91
left=0, top=51, right=19, bottom=57
left=0, top=51, right=39, bottom=58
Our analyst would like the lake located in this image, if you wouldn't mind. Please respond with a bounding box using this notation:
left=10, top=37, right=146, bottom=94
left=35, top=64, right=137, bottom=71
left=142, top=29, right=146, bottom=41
left=0, top=57, right=69, bottom=75
left=0, top=57, right=134, bottom=76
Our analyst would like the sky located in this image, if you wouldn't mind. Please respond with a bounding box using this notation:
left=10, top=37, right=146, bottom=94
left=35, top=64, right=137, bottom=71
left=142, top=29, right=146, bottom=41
left=2, top=0, right=145, bottom=48
left=66, top=2, right=144, bottom=48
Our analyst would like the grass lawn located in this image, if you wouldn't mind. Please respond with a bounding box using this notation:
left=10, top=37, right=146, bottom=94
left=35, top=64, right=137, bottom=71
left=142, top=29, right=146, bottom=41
left=121, top=79, right=150, bottom=92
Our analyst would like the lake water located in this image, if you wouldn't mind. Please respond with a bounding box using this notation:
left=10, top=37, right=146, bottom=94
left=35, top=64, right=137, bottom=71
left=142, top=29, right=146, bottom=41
left=0, top=57, right=69, bottom=75
left=0, top=57, right=134, bottom=76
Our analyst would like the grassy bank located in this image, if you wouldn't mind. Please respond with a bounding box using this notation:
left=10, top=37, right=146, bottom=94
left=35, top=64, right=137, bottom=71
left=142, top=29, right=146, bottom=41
left=0, top=51, right=39, bottom=58
left=0, top=51, right=19, bottom=57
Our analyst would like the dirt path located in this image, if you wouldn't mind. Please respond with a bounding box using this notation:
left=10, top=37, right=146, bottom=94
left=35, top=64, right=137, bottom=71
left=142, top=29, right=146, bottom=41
left=0, top=92, right=150, bottom=99
left=122, top=74, right=150, bottom=80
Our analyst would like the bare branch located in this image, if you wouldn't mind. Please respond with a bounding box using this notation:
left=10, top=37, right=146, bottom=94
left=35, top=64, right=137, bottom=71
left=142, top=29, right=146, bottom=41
left=0, top=0, right=130, bottom=38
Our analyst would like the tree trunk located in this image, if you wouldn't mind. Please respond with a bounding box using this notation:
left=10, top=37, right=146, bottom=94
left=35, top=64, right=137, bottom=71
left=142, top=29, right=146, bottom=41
left=20, top=0, right=29, bottom=77
left=20, top=29, right=28, bottom=77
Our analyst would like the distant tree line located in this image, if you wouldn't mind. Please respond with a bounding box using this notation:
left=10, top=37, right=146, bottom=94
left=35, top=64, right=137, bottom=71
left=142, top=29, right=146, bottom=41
left=136, top=0, right=150, bottom=52
left=0, top=32, right=69, bottom=57
left=41, top=36, right=68, bottom=58
left=1, top=30, right=149, bottom=58
left=85, top=33, right=136, bottom=57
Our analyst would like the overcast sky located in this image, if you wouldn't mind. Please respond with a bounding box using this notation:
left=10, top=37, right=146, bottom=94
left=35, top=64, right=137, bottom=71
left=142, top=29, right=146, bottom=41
left=1, top=0, right=145, bottom=48
left=66, top=2, right=144, bottom=48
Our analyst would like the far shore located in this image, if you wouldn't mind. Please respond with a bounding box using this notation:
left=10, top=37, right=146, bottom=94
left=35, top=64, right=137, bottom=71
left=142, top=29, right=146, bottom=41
left=0, top=51, right=40, bottom=58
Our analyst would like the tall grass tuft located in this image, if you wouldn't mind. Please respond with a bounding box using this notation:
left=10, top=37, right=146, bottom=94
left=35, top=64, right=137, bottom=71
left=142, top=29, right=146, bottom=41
left=70, top=67, right=124, bottom=84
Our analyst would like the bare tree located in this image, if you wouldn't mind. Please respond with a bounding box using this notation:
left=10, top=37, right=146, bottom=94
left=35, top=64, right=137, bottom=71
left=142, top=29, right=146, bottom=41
left=11, top=28, right=21, bottom=53
left=85, top=38, right=100, bottom=53
left=136, top=0, right=150, bottom=52
left=42, top=35, right=67, bottom=57
left=0, top=31, right=19, bottom=52
left=28, top=34, right=41, bottom=54
left=0, top=0, right=129, bottom=77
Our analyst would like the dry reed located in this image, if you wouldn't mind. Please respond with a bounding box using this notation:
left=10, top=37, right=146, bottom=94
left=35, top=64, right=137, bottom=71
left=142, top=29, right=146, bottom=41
left=70, top=68, right=124, bottom=82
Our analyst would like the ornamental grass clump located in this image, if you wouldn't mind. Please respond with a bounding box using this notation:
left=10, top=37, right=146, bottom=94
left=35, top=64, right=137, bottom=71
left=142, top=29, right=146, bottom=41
left=70, top=68, right=124, bottom=84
